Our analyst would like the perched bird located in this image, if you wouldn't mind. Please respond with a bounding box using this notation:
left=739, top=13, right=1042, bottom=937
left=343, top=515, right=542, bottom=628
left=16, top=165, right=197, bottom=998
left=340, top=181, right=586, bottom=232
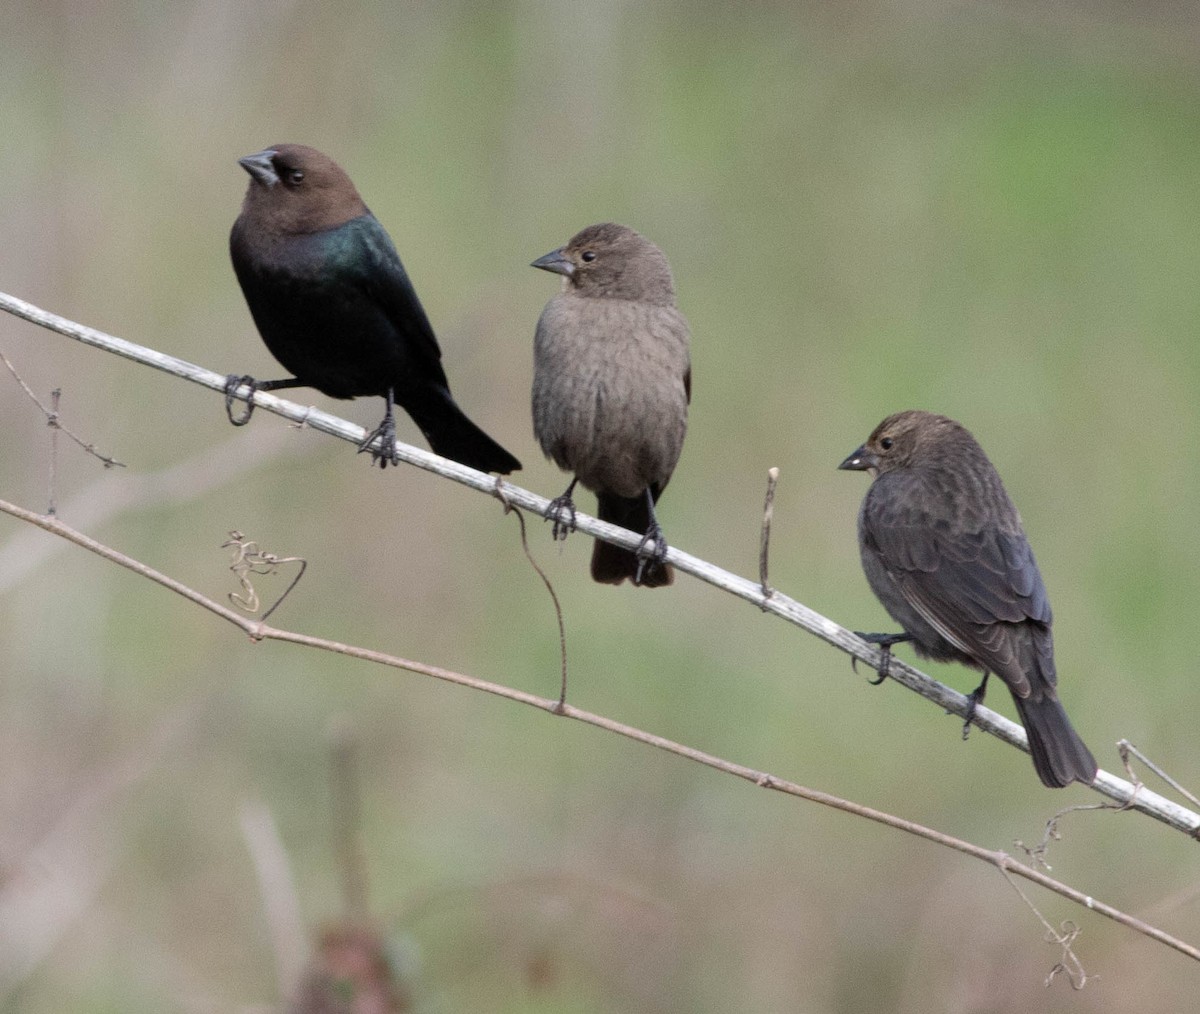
left=531, top=223, right=690, bottom=587
left=839, top=410, right=1097, bottom=788
left=226, top=143, right=520, bottom=474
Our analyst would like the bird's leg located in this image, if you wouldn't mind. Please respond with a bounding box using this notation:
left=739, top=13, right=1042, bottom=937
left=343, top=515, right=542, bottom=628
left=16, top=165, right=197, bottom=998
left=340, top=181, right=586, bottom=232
left=358, top=388, right=401, bottom=468
left=545, top=478, right=579, bottom=541
left=224, top=375, right=305, bottom=426
left=851, top=631, right=913, bottom=684
left=634, top=489, right=669, bottom=585
left=961, top=672, right=990, bottom=740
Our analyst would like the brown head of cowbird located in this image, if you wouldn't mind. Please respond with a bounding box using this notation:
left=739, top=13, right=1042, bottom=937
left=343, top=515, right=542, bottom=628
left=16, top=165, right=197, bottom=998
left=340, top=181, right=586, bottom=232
left=531, top=223, right=691, bottom=587
left=840, top=410, right=1097, bottom=788
left=226, top=143, right=520, bottom=474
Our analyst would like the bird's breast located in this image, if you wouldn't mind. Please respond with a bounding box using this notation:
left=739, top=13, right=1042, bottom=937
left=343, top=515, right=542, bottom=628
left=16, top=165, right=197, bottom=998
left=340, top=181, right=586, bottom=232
left=532, top=296, right=689, bottom=494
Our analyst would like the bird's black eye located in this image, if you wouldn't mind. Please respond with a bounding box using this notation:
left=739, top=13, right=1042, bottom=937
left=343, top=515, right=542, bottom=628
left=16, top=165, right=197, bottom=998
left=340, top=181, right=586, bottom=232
left=581, top=250, right=596, bottom=262
left=880, top=437, right=894, bottom=450
left=286, top=169, right=305, bottom=186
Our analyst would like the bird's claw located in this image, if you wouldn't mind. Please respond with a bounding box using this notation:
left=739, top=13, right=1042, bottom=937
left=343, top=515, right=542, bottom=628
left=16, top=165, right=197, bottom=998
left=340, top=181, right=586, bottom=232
left=358, top=417, right=400, bottom=468
left=867, top=652, right=890, bottom=686
left=961, top=695, right=977, bottom=740
left=633, top=521, right=669, bottom=585
left=545, top=495, right=577, bottom=541
left=860, top=639, right=893, bottom=685
left=953, top=674, right=990, bottom=740
left=852, top=631, right=912, bottom=685
left=225, top=374, right=258, bottom=426
left=960, top=684, right=986, bottom=740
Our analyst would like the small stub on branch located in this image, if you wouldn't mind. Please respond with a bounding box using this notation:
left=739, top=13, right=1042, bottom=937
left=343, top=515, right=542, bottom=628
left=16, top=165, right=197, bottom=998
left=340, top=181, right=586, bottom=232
left=759, top=466, right=780, bottom=605
left=1118, top=739, right=1200, bottom=811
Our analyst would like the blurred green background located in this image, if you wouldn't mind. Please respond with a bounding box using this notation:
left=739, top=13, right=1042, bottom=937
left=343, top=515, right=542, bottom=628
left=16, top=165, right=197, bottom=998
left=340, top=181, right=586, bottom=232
left=1, top=1, right=1198, bottom=1010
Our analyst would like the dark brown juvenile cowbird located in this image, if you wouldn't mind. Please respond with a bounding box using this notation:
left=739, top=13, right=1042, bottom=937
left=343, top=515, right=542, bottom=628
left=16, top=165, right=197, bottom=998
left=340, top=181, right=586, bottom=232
left=531, top=223, right=690, bottom=587
left=840, top=410, right=1097, bottom=788
left=227, top=143, right=520, bottom=473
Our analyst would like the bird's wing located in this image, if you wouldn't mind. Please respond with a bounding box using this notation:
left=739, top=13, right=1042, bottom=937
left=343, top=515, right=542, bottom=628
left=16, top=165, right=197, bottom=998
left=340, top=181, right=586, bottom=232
left=347, top=215, right=449, bottom=384
left=863, top=472, right=1052, bottom=697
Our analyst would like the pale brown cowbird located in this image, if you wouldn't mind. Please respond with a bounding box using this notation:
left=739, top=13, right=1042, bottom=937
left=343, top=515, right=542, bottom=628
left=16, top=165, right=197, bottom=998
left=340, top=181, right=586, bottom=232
left=227, top=143, right=520, bottom=474
left=839, top=410, right=1097, bottom=788
left=531, top=223, right=691, bottom=587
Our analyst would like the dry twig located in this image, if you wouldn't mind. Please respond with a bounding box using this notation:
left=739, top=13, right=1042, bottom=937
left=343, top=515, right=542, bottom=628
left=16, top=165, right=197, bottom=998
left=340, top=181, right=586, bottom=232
left=758, top=466, right=779, bottom=602
left=0, top=496, right=1196, bottom=968
left=222, top=530, right=307, bottom=621
left=0, top=349, right=125, bottom=471
left=495, top=481, right=569, bottom=710
left=1118, top=739, right=1200, bottom=809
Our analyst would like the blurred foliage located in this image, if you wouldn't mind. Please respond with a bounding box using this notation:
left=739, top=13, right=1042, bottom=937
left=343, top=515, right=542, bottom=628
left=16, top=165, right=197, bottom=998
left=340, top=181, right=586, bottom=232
left=1, top=1, right=1199, bottom=1011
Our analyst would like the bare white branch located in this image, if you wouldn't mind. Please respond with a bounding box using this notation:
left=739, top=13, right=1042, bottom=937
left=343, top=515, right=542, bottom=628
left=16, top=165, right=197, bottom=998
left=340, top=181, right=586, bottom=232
left=2, top=289, right=1197, bottom=841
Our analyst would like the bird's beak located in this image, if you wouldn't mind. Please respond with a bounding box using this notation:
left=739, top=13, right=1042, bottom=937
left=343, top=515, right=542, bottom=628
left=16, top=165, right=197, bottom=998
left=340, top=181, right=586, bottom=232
left=238, top=149, right=280, bottom=187
left=838, top=445, right=878, bottom=472
left=530, top=248, right=575, bottom=278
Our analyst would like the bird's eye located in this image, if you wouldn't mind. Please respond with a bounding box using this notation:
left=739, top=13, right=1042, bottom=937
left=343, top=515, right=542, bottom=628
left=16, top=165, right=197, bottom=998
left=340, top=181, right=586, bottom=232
left=880, top=437, right=894, bottom=450
left=581, top=250, right=596, bottom=262
left=286, top=169, right=305, bottom=186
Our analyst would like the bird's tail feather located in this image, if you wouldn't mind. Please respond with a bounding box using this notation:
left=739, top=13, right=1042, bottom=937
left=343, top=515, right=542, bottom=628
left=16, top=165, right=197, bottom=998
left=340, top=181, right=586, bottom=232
left=1012, top=693, right=1097, bottom=789
left=404, top=387, right=521, bottom=475
left=592, top=492, right=673, bottom=588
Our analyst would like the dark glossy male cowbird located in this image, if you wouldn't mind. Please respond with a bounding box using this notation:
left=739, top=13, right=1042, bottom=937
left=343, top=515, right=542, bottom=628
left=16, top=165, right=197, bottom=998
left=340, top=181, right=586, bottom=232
left=227, top=143, right=520, bottom=473
left=840, top=410, right=1097, bottom=788
left=531, top=223, right=690, bottom=587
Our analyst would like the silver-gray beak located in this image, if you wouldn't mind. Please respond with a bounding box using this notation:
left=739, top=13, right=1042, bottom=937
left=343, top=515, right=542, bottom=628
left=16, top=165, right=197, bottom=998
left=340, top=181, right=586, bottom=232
left=838, top=445, right=878, bottom=472
left=530, top=248, right=575, bottom=278
left=238, top=149, right=280, bottom=187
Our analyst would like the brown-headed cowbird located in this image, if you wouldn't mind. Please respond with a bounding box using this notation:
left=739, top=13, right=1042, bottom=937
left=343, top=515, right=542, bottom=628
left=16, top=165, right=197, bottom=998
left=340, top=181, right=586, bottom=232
left=531, top=223, right=690, bottom=587
left=226, top=143, right=520, bottom=473
left=840, top=410, right=1097, bottom=788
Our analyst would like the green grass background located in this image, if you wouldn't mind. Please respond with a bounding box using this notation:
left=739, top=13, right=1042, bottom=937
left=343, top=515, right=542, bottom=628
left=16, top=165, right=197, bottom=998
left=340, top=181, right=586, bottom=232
left=1, top=2, right=1198, bottom=1010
